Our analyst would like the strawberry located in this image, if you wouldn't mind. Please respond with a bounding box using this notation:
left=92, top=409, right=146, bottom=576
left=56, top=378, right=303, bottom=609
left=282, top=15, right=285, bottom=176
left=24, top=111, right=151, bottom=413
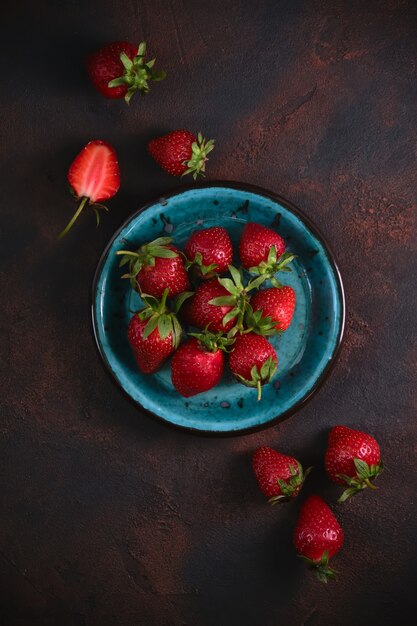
left=147, top=131, right=215, bottom=179
left=128, top=289, right=183, bottom=374
left=293, top=495, right=344, bottom=583
left=250, top=286, right=296, bottom=332
left=184, top=226, right=233, bottom=278
left=229, top=333, right=278, bottom=400
left=252, top=447, right=311, bottom=504
left=325, top=425, right=383, bottom=502
left=59, top=140, right=120, bottom=239
left=171, top=331, right=232, bottom=397
left=86, top=41, right=166, bottom=104
left=116, top=237, right=190, bottom=299
left=239, top=222, right=295, bottom=285
left=182, top=279, right=237, bottom=333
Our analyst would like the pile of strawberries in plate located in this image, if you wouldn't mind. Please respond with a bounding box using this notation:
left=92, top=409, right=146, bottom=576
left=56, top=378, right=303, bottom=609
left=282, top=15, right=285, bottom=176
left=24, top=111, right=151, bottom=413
left=117, top=222, right=296, bottom=399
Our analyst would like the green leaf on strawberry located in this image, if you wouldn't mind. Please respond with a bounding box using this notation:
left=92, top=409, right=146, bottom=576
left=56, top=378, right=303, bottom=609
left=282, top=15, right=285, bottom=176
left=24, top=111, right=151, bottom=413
left=234, top=355, right=277, bottom=401
left=249, top=248, right=297, bottom=286
left=299, top=550, right=338, bottom=584
left=139, top=288, right=182, bottom=348
left=115, top=236, right=189, bottom=298
left=337, top=459, right=384, bottom=503
left=107, top=41, right=166, bottom=104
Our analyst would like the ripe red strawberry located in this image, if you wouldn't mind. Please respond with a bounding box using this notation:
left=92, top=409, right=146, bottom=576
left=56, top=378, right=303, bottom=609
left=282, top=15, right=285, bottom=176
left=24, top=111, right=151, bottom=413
left=182, top=279, right=237, bottom=333
left=293, top=495, right=344, bottom=583
left=86, top=41, right=166, bottom=104
left=59, top=140, right=120, bottom=239
left=147, top=131, right=215, bottom=179
left=185, top=265, right=264, bottom=335
left=229, top=333, right=278, bottom=400
left=171, top=332, right=231, bottom=397
left=128, top=290, right=183, bottom=374
left=250, top=286, right=296, bottom=332
left=184, top=226, right=233, bottom=278
left=239, top=222, right=295, bottom=285
left=116, top=237, right=190, bottom=299
left=325, top=425, right=383, bottom=502
left=252, top=447, right=311, bottom=504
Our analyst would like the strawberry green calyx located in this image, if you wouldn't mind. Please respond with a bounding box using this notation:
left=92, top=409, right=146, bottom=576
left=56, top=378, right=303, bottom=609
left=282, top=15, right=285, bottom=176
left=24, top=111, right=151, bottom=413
left=185, top=251, right=219, bottom=277
left=138, top=288, right=183, bottom=349
left=172, top=290, right=194, bottom=315
left=249, top=248, right=296, bottom=287
left=234, top=355, right=277, bottom=401
left=209, top=266, right=265, bottom=336
left=188, top=329, right=235, bottom=353
left=337, top=459, right=384, bottom=503
left=107, top=42, right=166, bottom=104
left=268, top=462, right=313, bottom=505
left=182, top=132, right=215, bottom=180
left=244, top=303, right=282, bottom=337
left=116, top=236, right=177, bottom=288
left=300, top=550, right=338, bottom=584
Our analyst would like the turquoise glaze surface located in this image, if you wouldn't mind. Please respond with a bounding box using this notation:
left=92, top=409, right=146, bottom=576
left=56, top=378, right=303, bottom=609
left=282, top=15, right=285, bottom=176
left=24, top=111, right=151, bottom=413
left=92, top=184, right=345, bottom=434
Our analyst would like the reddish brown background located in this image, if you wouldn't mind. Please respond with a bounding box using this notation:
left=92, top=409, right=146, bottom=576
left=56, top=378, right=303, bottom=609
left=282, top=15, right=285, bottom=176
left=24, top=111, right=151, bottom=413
left=1, top=1, right=417, bottom=624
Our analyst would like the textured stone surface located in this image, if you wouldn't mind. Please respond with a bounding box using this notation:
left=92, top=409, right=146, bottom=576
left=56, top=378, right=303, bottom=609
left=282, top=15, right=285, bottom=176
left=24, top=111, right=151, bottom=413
left=1, top=1, right=416, bottom=624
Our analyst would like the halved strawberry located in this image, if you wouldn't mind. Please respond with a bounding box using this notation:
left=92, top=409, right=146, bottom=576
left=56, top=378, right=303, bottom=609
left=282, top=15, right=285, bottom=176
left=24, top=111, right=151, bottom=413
left=59, top=140, right=120, bottom=239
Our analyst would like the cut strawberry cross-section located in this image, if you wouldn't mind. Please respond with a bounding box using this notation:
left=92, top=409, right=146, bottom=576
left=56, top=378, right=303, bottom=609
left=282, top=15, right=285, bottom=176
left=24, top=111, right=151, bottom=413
left=59, top=140, right=120, bottom=239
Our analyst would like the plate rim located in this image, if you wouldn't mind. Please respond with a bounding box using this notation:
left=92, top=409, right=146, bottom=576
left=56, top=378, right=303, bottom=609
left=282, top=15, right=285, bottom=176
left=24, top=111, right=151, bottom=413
left=91, top=180, right=346, bottom=437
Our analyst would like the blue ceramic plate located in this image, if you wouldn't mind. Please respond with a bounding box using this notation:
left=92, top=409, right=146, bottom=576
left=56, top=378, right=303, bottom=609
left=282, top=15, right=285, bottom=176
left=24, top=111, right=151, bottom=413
left=92, top=183, right=345, bottom=435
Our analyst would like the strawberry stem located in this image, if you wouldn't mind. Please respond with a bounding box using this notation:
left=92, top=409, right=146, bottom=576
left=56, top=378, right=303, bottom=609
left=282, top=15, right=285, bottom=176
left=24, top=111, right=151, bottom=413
left=157, top=288, right=169, bottom=313
left=257, top=380, right=262, bottom=402
left=58, top=196, right=89, bottom=239
left=364, top=478, right=378, bottom=490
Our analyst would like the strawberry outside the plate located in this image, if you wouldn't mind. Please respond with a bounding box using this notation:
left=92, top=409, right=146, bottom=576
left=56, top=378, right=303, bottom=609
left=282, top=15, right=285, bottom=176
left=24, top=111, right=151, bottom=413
left=252, top=446, right=311, bottom=504
left=86, top=41, right=166, bottom=104
left=293, top=495, right=344, bottom=583
left=325, top=425, right=383, bottom=502
left=59, top=140, right=120, bottom=239
left=147, top=130, right=215, bottom=179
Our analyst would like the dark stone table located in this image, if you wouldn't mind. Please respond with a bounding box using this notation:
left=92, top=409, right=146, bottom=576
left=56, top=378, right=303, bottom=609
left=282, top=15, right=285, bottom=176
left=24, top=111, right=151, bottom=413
left=2, top=1, right=416, bottom=624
